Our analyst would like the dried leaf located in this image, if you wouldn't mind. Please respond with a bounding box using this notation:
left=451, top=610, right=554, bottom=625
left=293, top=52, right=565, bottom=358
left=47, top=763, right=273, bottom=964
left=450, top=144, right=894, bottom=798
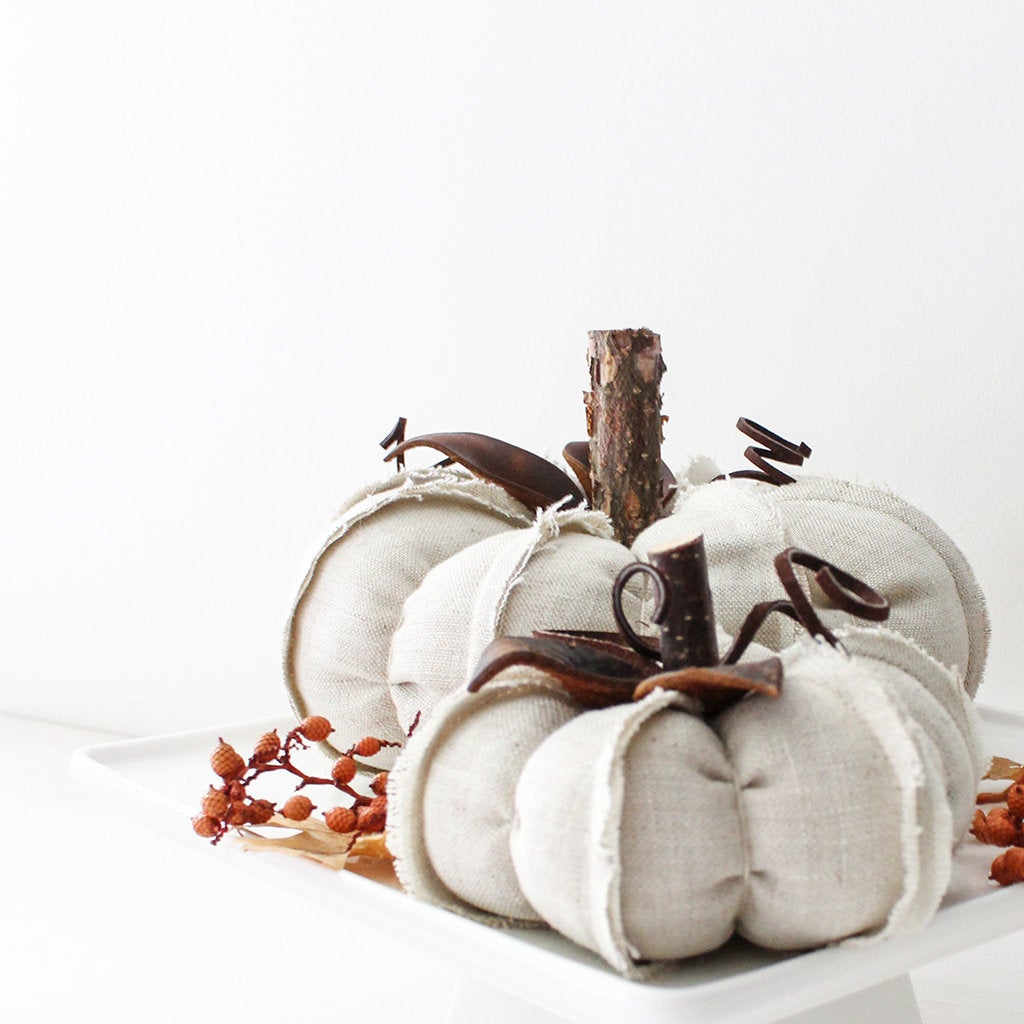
left=633, top=657, right=783, bottom=714
left=231, top=813, right=391, bottom=871
left=350, top=832, right=391, bottom=859
left=984, top=756, right=1024, bottom=782
left=235, top=830, right=353, bottom=870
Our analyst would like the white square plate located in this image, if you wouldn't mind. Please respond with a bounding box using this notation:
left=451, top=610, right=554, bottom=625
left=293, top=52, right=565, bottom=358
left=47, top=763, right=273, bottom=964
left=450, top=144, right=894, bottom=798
left=71, top=704, right=1024, bottom=1024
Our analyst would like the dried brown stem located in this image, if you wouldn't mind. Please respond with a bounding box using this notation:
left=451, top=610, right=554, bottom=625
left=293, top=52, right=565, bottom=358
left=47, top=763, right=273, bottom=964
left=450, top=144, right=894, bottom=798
left=244, top=727, right=361, bottom=799
left=645, top=535, right=719, bottom=670
left=244, top=760, right=362, bottom=802
left=978, top=787, right=1012, bottom=805
left=585, top=328, right=666, bottom=546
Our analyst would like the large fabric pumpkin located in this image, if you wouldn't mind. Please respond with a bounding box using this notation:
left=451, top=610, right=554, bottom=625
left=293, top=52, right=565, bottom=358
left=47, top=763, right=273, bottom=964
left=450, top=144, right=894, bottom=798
left=635, top=426, right=989, bottom=695
left=284, top=465, right=533, bottom=754
left=285, top=419, right=987, bottom=764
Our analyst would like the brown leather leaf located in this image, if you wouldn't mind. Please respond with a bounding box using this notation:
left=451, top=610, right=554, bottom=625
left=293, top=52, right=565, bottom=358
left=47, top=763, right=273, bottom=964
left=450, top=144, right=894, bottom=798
left=385, top=432, right=585, bottom=511
left=468, top=633, right=651, bottom=709
left=633, top=657, right=783, bottom=715
left=531, top=629, right=661, bottom=674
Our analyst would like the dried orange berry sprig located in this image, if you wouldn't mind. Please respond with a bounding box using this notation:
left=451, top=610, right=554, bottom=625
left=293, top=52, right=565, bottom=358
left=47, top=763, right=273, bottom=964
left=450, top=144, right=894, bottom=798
left=973, top=757, right=1024, bottom=886
left=192, top=715, right=401, bottom=847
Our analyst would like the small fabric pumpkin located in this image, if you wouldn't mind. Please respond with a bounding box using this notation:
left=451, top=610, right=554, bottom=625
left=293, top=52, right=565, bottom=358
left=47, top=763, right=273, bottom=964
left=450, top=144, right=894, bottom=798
left=388, top=539, right=983, bottom=977
left=510, top=626, right=981, bottom=975
left=389, top=620, right=766, bottom=925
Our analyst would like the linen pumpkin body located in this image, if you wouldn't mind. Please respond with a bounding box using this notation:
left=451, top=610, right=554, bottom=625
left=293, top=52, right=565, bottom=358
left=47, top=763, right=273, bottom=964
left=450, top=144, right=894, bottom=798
left=501, top=627, right=982, bottom=975
left=634, top=470, right=989, bottom=695
left=510, top=689, right=742, bottom=971
left=387, top=506, right=643, bottom=731
left=284, top=467, right=532, bottom=755
left=387, top=670, right=583, bottom=924
left=388, top=625, right=767, bottom=927
left=716, top=627, right=981, bottom=950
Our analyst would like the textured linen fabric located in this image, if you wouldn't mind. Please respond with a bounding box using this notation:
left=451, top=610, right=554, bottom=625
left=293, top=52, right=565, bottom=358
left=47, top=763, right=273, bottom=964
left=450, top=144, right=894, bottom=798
left=387, top=506, right=641, bottom=730
left=505, top=628, right=980, bottom=975
left=510, top=691, right=740, bottom=975
left=637, top=477, right=789, bottom=649
left=283, top=467, right=531, bottom=756
left=718, top=642, right=927, bottom=949
left=633, top=474, right=989, bottom=696
left=387, top=669, right=581, bottom=924
left=836, top=626, right=985, bottom=838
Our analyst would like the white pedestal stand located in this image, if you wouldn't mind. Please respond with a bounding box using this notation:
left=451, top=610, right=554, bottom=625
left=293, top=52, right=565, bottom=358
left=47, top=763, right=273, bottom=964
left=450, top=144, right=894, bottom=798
left=779, top=974, right=921, bottom=1024
left=446, top=971, right=921, bottom=1024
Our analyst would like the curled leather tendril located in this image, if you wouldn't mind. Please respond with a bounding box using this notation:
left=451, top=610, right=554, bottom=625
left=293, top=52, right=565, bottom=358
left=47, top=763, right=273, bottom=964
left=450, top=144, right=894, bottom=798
left=468, top=545, right=889, bottom=715
left=716, top=417, right=812, bottom=486
left=380, top=416, right=409, bottom=471
left=723, top=547, right=890, bottom=663
left=378, top=424, right=675, bottom=512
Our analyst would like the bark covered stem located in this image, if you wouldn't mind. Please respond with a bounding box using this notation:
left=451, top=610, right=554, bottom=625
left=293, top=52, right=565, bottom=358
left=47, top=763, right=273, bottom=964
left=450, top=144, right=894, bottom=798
left=585, top=328, right=666, bottom=546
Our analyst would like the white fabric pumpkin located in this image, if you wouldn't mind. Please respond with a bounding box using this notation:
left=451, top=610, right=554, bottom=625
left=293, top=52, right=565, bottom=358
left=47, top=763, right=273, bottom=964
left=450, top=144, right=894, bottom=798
left=387, top=505, right=644, bottom=731
left=634, top=463, right=989, bottom=695
left=387, top=669, right=583, bottom=924
left=388, top=624, right=766, bottom=928
left=283, top=467, right=532, bottom=754
left=388, top=622, right=981, bottom=978
left=284, top=435, right=988, bottom=770
left=508, top=625, right=981, bottom=976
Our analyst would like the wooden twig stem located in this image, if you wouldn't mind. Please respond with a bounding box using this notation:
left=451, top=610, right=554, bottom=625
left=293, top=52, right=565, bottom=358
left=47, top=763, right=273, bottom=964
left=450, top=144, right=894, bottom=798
left=613, top=534, right=719, bottom=670
left=585, top=328, right=666, bottom=546
left=648, top=536, right=719, bottom=670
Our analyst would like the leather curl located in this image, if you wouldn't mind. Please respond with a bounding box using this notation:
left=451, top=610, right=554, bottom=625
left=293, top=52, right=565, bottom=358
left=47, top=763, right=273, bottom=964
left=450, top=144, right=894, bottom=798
left=385, top=431, right=586, bottom=511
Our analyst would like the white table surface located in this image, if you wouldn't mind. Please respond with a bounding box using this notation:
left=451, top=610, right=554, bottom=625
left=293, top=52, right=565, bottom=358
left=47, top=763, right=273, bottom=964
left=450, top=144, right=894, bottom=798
left=5, top=711, right=1024, bottom=1024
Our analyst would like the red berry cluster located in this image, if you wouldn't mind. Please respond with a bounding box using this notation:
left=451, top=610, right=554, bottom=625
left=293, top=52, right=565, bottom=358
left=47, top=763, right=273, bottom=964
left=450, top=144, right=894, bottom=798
left=192, top=715, right=400, bottom=847
left=972, top=779, right=1024, bottom=885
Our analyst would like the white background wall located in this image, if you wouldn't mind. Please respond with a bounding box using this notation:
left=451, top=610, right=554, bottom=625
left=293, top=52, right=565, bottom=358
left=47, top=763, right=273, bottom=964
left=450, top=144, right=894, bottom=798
left=2, top=1, right=1022, bottom=736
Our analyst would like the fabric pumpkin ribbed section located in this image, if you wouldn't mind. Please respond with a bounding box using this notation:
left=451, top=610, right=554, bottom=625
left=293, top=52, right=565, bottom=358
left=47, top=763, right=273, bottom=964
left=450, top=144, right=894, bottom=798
left=284, top=467, right=532, bottom=758
left=389, top=625, right=982, bottom=978
left=634, top=469, right=989, bottom=696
